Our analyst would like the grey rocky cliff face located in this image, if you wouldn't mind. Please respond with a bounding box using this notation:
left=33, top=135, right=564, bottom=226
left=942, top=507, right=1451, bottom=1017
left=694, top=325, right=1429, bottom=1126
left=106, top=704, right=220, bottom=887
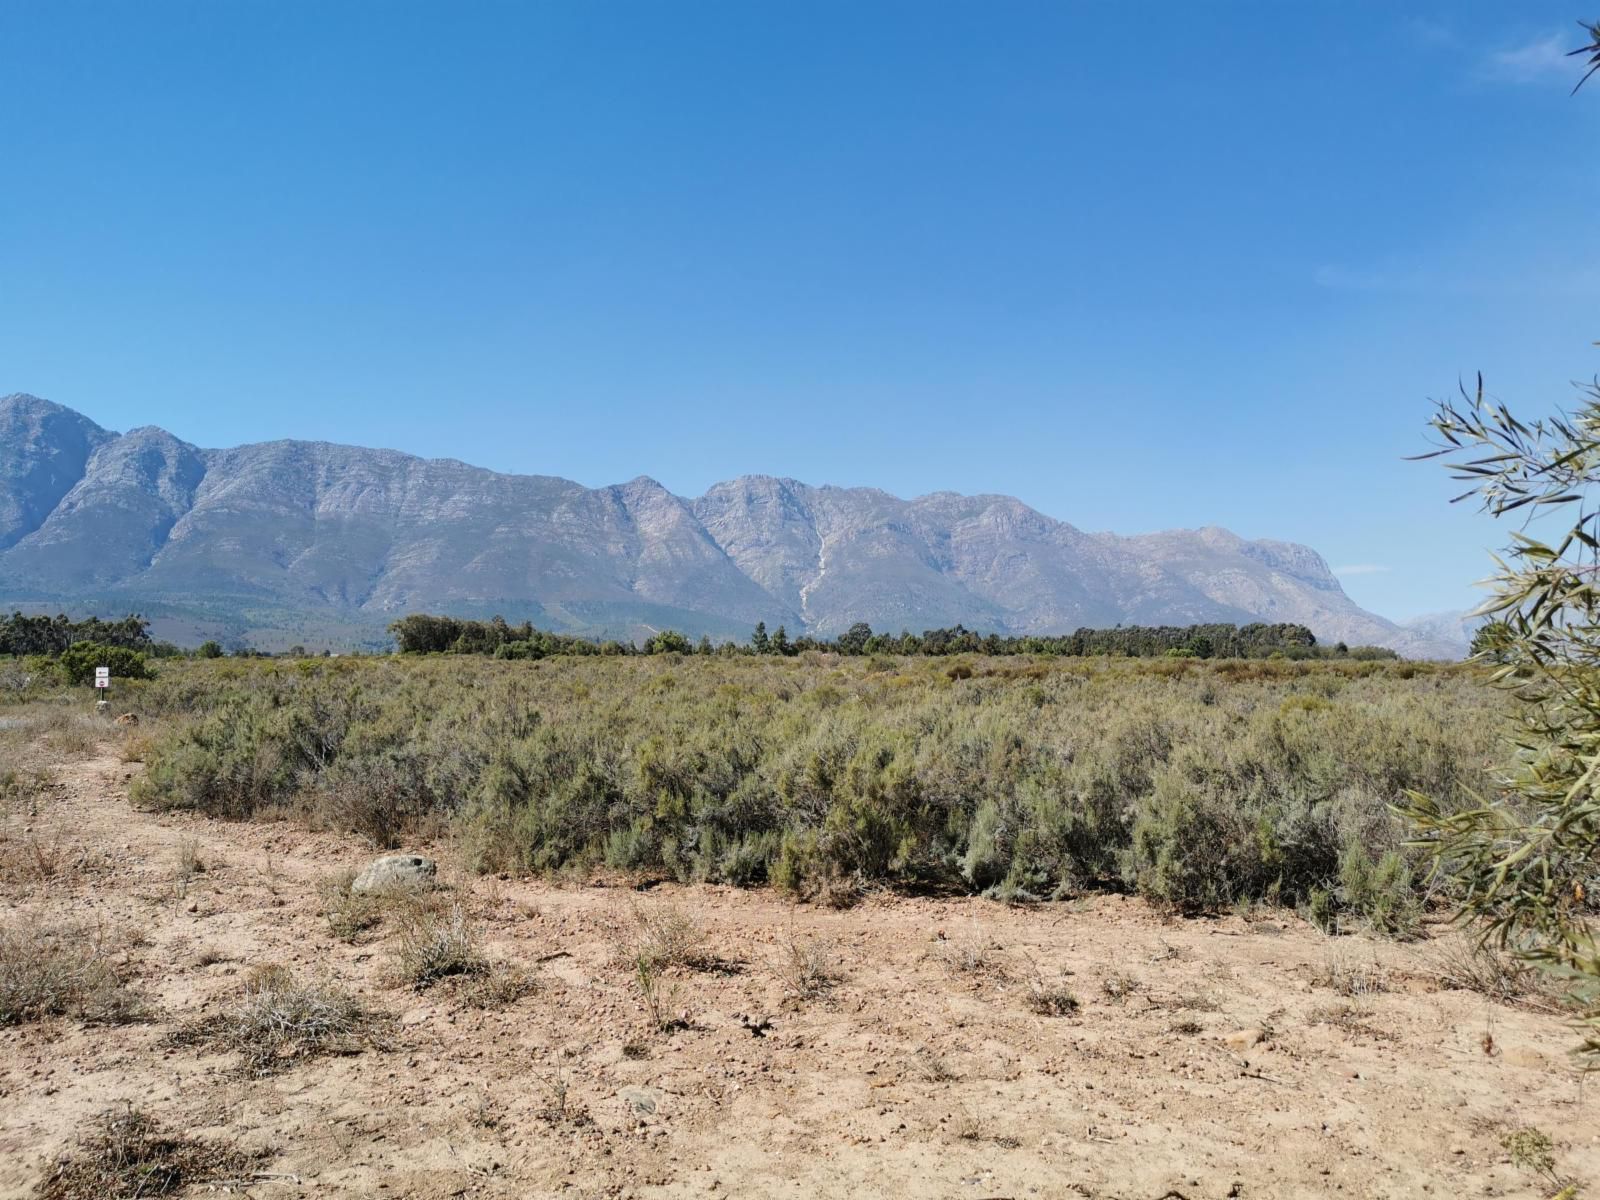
left=0, top=393, right=1456, bottom=656
left=0, top=394, right=116, bottom=551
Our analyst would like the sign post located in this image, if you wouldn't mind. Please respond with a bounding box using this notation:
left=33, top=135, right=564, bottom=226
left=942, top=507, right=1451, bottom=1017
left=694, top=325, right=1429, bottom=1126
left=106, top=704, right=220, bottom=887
left=94, top=666, right=110, bottom=714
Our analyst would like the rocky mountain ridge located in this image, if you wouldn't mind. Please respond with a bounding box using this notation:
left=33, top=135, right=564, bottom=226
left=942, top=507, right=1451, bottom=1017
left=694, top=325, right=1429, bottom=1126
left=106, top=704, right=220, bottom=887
left=0, top=393, right=1457, bottom=656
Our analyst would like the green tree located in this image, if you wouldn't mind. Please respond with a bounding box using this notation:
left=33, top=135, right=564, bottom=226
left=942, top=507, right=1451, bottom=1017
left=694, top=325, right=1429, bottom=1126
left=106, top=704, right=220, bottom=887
left=836, top=622, right=873, bottom=655
left=645, top=629, right=692, bottom=655
left=771, top=625, right=791, bottom=656
left=750, top=621, right=771, bottom=655
left=1468, top=620, right=1514, bottom=664
left=197, top=640, right=224, bottom=659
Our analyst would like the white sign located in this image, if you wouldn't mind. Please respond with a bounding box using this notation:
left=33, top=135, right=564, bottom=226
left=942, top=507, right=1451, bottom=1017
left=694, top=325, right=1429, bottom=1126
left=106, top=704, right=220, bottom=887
left=94, top=667, right=110, bottom=689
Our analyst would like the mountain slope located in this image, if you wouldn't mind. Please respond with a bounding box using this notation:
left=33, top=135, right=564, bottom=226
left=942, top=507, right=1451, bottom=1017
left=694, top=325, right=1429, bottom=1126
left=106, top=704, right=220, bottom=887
left=0, top=394, right=1457, bottom=656
left=0, top=394, right=116, bottom=551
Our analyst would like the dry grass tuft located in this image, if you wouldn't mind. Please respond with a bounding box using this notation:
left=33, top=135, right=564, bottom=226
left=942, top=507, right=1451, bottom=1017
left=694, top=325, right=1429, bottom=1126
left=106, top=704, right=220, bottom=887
left=42, top=714, right=104, bottom=760
left=1100, top=970, right=1142, bottom=1005
left=379, top=894, right=529, bottom=1005
left=192, top=945, right=235, bottom=969
left=614, top=901, right=710, bottom=972
left=0, top=766, right=52, bottom=812
left=1308, top=1000, right=1396, bottom=1041
left=0, top=828, right=67, bottom=886
left=0, top=920, right=143, bottom=1026
left=911, top=1044, right=957, bottom=1082
left=0, top=828, right=111, bottom=893
left=1021, top=958, right=1079, bottom=1016
left=36, top=1104, right=258, bottom=1200
left=935, top=927, right=1006, bottom=980
left=1428, top=932, right=1558, bottom=1008
left=392, top=901, right=489, bottom=989
left=171, top=839, right=204, bottom=898
left=1312, top=948, right=1389, bottom=997
left=633, top=953, right=686, bottom=1033
left=952, top=1102, right=985, bottom=1141
left=317, top=869, right=390, bottom=942
left=457, top=962, right=537, bottom=1010
left=771, top=926, right=840, bottom=1003
left=175, top=963, right=389, bottom=1075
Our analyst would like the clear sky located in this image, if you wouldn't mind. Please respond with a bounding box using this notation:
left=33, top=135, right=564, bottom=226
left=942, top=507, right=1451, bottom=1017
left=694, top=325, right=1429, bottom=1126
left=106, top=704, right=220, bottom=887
left=2, top=3, right=1596, bottom=622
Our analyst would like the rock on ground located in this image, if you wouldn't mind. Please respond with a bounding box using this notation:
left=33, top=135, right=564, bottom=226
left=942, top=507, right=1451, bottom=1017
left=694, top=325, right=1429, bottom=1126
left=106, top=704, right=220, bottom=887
left=351, top=853, right=437, bottom=894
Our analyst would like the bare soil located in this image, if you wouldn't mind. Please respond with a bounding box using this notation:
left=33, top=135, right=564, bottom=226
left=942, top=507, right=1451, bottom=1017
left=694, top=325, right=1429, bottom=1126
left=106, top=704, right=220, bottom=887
left=2, top=746, right=1597, bottom=1198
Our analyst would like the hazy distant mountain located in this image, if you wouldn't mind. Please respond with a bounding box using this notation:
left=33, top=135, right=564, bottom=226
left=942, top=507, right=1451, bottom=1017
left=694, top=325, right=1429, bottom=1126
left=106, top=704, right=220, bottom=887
left=1398, top=609, right=1484, bottom=660
left=0, top=393, right=1459, bottom=656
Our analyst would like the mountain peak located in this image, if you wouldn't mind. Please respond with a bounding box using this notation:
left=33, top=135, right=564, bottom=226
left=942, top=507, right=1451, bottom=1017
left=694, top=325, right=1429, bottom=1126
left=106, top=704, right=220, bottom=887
left=2, top=391, right=110, bottom=431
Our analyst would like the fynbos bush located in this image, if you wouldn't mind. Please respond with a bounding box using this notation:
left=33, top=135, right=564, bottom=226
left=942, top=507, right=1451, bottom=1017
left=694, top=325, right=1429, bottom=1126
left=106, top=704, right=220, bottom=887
left=126, top=654, right=1498, bottom=923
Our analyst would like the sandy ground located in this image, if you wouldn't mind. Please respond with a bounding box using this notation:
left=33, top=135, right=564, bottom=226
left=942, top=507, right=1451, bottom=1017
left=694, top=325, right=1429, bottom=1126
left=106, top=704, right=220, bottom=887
left=2, top=743, right=1598, bottom=1199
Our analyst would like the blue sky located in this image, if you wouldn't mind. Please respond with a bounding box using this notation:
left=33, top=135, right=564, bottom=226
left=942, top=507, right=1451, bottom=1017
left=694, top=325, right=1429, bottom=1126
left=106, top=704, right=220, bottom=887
left=2, top=2, right=1596, bottom=621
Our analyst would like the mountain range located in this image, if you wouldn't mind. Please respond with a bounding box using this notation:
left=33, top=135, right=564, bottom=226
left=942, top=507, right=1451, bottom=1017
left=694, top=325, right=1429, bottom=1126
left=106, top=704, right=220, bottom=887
left=0, top=393, right=1461, bottom=657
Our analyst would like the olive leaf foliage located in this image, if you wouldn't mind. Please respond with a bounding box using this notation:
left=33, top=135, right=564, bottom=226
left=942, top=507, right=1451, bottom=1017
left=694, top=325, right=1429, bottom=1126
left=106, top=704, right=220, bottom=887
left=1402, top=373, right=1600, bottom=1058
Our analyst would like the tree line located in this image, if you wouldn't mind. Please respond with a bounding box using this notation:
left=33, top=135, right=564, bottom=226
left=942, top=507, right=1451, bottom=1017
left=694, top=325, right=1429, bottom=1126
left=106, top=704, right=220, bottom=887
left=0, top=612, right=155, bottom=656
left=751, top=619, right=1394, bottom=659
left=391, top=612, right=1396, bottom=661
left=388, top=614, right=636, bottom=658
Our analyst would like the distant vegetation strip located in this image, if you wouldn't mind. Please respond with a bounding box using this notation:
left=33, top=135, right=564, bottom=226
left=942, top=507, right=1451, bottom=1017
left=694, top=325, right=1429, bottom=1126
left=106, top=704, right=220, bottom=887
left=0, top=608, right=1402, bottom=689
left=388, top=613, right=1399, bottom=660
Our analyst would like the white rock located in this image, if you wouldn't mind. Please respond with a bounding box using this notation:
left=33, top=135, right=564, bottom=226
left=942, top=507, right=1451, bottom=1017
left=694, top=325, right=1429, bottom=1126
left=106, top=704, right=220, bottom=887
left=351, top=853, right=437, bottom=895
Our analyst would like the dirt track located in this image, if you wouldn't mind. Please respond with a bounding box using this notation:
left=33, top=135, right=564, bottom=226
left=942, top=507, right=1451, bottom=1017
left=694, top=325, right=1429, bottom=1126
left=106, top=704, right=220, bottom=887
left=2, top=746, right=1597, bottom=1198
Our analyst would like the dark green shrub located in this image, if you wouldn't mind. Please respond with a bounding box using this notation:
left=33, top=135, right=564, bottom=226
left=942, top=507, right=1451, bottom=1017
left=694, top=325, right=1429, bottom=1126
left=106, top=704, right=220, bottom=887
left=130, top=701, right=297, bottom=819
left=55, top=642, right=152, bottom=686
left=317, top=744, right=440, bottom=848
left=1335, top=842, right=1420, bottom=937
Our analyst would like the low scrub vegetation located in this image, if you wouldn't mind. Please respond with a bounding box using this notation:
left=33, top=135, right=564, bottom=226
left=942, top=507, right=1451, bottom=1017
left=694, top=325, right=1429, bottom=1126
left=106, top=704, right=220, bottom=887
left=1427, top=933, right=1561, bottom=1009
left=36, top=1105, right=258, bottom=1200
left=317, top=868, right=404, bottom=942
left=0, top=765, right=51, bottom=810
left=175, top=963, right=388, bottom=1075
left=0, top=920, right=142, bottom=1026
left=113, top=653, right=1500, bottom=923
left=772, top=926, right=840, bottom=1002
left=612, top=901, right=710, bottom=972
left=1022, top=964, right=1080, bottom=1016
left=392, top=901, right=489, bottom=989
